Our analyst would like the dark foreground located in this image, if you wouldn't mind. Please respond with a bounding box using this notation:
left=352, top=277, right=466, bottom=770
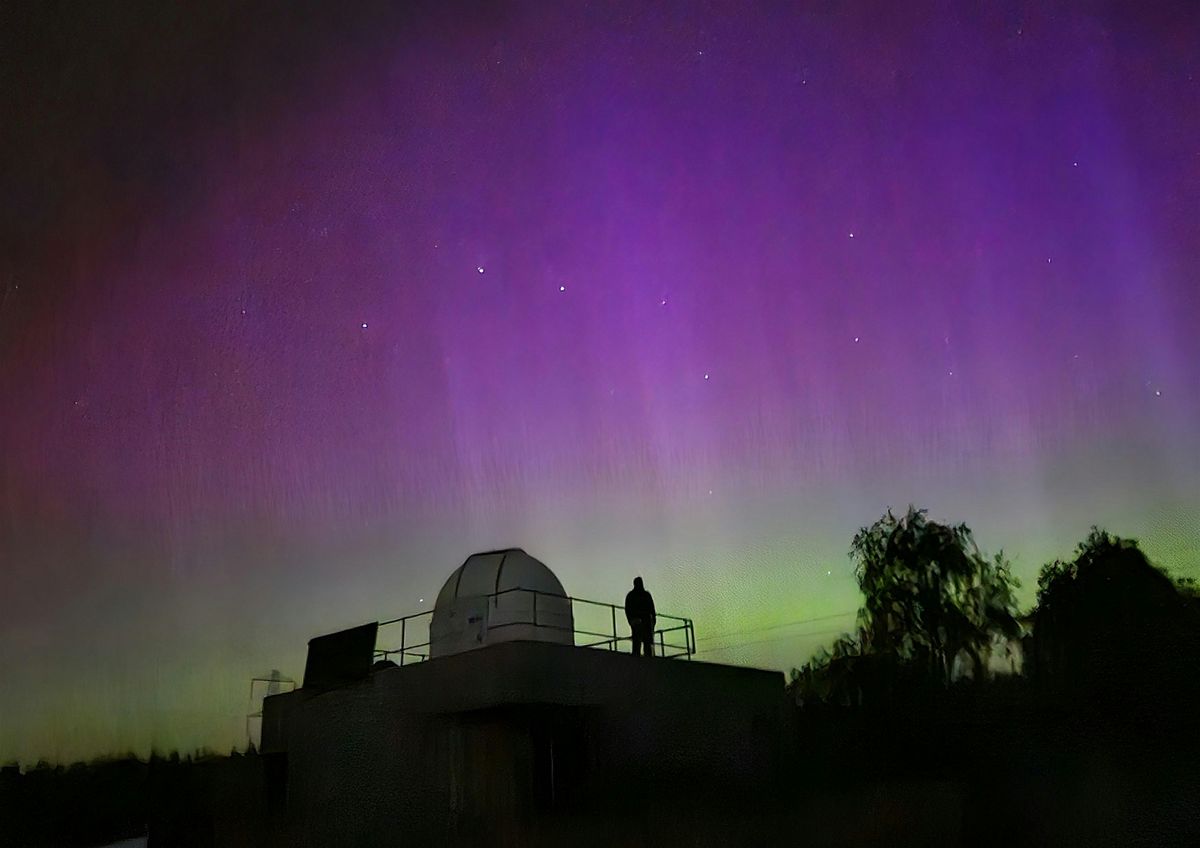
left=3, top=680, right=1199, bottom=847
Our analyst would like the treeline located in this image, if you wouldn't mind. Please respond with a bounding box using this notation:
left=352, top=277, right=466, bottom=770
left=0, top=749, right=265, bottom=848
left=787, top=506, right=1200, bottom=723
left=783, top=507, right=1200, bottom=845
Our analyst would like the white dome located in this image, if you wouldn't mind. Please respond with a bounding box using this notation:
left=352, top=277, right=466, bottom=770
left=429, top=549, right=575, bottom=658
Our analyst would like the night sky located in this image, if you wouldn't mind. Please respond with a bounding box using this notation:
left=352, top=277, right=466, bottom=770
left=2, top=1, right=1198, bottom=764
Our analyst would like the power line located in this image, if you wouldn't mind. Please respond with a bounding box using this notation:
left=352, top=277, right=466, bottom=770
left=693, top=626, right=854, bottom=657
left=695, top=610, right=858, bottom=644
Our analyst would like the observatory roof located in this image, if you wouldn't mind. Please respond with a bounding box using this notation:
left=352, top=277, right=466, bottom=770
left=434, top=548, right=566, bottom=608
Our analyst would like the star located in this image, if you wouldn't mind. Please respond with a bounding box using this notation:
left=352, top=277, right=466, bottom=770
left=477, top=266, right=485, bottom=274
left=848, top=232, right=855, bottom=239
left=1155, top=390, right=1162, bottom=397
left=703, top=373, right=710, bottom=380
left=559, top=285, right=566, bottom=292
left=660, top=298, right=667, bottom=306
left=361, top=322, right=368, bottom=329
left=853, top=336, right=860, bottom=343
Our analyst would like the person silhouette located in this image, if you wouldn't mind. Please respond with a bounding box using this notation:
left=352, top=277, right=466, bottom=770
left=625, top=576, right=657, bottom=657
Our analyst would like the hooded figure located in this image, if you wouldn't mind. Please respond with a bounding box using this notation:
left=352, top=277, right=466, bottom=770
left=625, top=576, right=657, bottom=657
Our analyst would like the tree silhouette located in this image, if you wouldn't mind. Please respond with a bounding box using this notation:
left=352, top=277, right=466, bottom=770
left=789, top=633, right=866, bottom=706
left=1028, top=528, right=1200, bottom=718
left=851, top=506, right=1021, bottom=687
left=790, top=506, right=1022, bottom=705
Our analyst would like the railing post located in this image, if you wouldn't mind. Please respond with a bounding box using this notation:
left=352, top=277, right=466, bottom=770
left=611, top=605, right=618, bottom=651
left=658, top=629, right=665, bottom=658
left=533, top=590, right=538, bottom=626
left=400, top=618, right=407, bottom=667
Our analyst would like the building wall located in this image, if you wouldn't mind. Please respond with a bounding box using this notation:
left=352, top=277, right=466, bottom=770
left=262, top=641, right=786, bottom=846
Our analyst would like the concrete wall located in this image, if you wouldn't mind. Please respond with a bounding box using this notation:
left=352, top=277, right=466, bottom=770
left=262, top=641, right=786, bottom=846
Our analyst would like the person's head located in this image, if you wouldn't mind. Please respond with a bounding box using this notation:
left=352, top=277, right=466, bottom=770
left=633, top=576, right=644, bottom=590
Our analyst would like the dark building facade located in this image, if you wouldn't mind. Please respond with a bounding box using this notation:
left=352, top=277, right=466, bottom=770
left=260, top=639, right=787, bottom=846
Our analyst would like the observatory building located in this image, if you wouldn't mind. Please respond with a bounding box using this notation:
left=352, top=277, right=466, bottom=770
left=259, top=548, right=787, bottom=847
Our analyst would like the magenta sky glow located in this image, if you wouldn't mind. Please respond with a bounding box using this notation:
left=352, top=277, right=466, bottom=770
left=2, top=1, right=1198, bottom=763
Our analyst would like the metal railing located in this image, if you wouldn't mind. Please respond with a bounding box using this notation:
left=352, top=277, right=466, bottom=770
left=245, top=673, right=297, bottom=748
left=374, top=587, right=696, bottom=666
